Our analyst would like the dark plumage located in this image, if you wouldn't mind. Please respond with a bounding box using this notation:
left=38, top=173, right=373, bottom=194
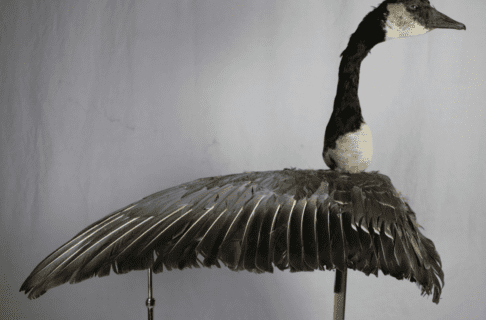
left=21, top=169, right=444, bottom=302
left=323, top=2, right=386, bottom=153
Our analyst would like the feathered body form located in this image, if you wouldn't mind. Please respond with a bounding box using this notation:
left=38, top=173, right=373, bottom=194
left=21, top=0, right=466, bottom=306
left=21, top=169, right=444, bottom=303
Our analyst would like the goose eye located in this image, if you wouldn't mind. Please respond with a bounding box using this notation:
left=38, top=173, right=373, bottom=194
left=409, top=4, right=418, bottom=10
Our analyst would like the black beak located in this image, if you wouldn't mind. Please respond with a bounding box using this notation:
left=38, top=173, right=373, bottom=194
left=426, top=8, right=466, bottom=30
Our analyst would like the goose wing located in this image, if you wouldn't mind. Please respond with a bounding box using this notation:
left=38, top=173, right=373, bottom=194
left=20, top=169, right=443, bottom=303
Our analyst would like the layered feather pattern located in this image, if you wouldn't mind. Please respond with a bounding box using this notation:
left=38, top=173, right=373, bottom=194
left=20, top=169, right=444, bottom=303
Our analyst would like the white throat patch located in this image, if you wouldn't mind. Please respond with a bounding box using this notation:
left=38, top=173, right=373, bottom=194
left=324, top=122, right=373, bottom=173
left=385, top=3, right=431, bottom=40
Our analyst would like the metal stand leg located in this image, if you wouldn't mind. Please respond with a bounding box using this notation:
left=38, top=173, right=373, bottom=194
left=146, top=267, right=155, bottom=320
left=333, top=268, right=347, bottom=320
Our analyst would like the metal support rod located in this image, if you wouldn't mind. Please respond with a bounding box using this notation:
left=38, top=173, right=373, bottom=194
left=146, top=267, right=155, bottom=320
left=333, top=268, right=347, bottom=320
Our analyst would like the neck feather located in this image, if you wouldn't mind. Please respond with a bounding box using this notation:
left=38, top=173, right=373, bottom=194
left=331, top=5, right=387, bottom=121
left=332, top=41, right=370, bottom=118
left=323, top=17, right=385, bottom=151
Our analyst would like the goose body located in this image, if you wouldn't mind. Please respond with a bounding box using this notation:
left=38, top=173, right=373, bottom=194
left=21, top=0, right=465, bottom=309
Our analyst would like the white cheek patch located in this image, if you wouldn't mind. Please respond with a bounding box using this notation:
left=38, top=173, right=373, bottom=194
left=324, top=123, right=373, bottom=173
left=385, top=3, right=430, bottom=40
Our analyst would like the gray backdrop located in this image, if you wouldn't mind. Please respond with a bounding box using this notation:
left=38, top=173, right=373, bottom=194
left=1, top=0, right=484, bottom=319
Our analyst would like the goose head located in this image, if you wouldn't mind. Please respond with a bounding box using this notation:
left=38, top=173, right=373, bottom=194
left=383, top=0, right=466, bottom=40
left=349, top=0, right=466, bottom=50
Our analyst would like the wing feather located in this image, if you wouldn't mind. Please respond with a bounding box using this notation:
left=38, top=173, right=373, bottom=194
left=250, top=196, right=274, bottom=272
left=254, top=195, right=279, bottom=272
left=21, top=211, right=126, bottom=292
left=272, top=197, right=295, bottom=270
left=302, top=195, right=319, bottom=270
left=316, top=195, right=332, bottom=270
left=163, top=184, right=243, bottom=270
left=288, top=198, right=307, bottom=272
left=219, top=193, right=266, bottom=270
left=195, top=183, right=253, bottom=266
left=238, top=194, right=266, bottom=271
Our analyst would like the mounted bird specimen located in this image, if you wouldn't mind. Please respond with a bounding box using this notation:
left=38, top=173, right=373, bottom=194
left=20, top=0, right=465, bottom=318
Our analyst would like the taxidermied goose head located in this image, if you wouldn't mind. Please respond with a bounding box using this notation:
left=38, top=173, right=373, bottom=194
left=322, top=0, right=465, bottom=173
left=383, top=0, right=466, bottom=40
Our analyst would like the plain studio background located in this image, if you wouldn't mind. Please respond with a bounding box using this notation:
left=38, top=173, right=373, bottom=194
left=1, top=0, right=484, bottom=319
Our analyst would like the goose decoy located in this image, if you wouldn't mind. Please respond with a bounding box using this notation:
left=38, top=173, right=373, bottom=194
left=20, top=0, right=465, bottom=319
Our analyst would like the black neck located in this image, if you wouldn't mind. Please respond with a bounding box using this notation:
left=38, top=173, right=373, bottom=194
left=332, top=41, right=370, bottom=119
left=323, top=6, right=386, bottom=150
